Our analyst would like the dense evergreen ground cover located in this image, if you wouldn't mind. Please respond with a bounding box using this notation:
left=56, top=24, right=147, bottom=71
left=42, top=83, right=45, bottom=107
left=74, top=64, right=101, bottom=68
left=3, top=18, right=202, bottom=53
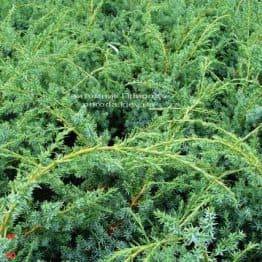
left=0, top=0, right=261, bottom=261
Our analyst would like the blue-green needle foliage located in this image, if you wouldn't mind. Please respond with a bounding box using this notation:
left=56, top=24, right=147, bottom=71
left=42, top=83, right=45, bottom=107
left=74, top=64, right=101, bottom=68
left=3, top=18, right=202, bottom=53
left=0, top=0, right=261, bottom=261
